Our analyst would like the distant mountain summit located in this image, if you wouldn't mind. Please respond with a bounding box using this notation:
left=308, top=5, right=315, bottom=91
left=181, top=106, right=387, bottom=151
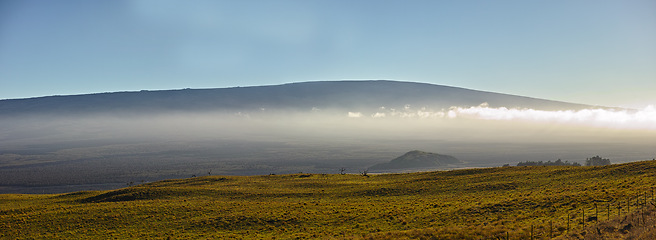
left=370, top=150, right=460, bottom=171
left=0, top=80, right=598, bottom=116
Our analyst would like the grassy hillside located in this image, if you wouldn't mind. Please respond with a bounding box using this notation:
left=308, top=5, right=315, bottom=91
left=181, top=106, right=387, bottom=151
left=2, top=160, right=656, bottom=239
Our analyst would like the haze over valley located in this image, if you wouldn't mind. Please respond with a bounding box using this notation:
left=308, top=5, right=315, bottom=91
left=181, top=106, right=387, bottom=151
left=1, top=81, right=654, bottom=193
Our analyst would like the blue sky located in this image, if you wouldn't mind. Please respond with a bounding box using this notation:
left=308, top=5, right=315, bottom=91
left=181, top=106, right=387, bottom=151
left=1, top=0, right=655, bottom=108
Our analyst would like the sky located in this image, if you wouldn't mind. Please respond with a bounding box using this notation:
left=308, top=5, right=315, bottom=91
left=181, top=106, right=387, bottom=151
left=1, top=0, right=655, bottom=108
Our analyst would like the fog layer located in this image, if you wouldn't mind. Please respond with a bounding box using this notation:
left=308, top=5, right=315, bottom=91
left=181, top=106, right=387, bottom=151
left=1, top=104, right=654, bottom=193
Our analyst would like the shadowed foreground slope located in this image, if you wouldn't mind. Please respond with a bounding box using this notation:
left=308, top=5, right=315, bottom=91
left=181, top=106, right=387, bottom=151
left=2, top=160, right=656, bottom=239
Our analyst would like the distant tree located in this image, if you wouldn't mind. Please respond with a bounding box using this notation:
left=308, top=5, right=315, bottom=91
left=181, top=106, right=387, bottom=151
left=339, top=167, right=346, bottom=175
left=517, top=159, right=581, bottom=167
left=360, top=169, right=369, bottom=177
left=517, top=161, right=541, bottom=166
left=585, top=156, right=611, bottom=166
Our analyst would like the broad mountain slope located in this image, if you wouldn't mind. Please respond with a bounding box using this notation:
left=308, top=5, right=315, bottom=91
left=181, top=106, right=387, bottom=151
left=370, top=150, right=460, bottom=171
left=0, top=80, right=597, bottom=116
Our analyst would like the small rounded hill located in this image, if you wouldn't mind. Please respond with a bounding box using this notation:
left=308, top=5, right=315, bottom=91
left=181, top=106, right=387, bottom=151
left=370, top=150, right=460, bottom=171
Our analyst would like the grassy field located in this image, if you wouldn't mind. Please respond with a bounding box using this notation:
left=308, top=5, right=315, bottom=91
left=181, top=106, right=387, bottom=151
left=2, top=160, right=656, bottom=239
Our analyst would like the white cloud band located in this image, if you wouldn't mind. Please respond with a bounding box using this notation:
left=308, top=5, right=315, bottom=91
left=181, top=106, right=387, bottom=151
left=365, top=103, right=656, bottom=129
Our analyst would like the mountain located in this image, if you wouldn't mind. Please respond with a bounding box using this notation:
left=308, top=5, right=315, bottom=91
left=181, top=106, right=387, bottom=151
left=370, top=150, right=460, bottom=171
left=0, top=80, right=598, bottom=116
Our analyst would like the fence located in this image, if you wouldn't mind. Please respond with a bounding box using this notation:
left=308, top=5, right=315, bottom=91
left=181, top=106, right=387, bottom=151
left=490, top=187, right=655, bottom=239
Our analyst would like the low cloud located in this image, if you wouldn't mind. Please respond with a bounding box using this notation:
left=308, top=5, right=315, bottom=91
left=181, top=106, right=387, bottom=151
left=364, top=103, right=656, bottom=130
left=348, top=112, right=363, bottom=118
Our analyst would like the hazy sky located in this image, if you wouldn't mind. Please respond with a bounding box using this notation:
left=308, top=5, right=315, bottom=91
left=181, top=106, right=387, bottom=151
left=1, top=0, right=655, bottom=108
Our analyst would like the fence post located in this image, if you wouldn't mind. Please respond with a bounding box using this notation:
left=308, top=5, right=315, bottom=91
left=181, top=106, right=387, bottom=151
left=640, top=193, right=643, bottom=224
left=550, top=220, right=553, bottom=239
left=582, top=208, right=585, bottom=228
left=567, top=214, right=570, bottom=232
left=642, top=193, right=646, bottom=225
left=637, top=196, right=641, bottom=225
left=531, top=224, right=534, bottom=240
left=607, top=203, right=610, bottom=221
left=595, top=202, right=598, bottom=221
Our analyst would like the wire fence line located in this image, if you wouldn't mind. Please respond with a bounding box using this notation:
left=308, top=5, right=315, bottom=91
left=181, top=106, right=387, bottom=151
left=488, top=187, right=655, bottom=239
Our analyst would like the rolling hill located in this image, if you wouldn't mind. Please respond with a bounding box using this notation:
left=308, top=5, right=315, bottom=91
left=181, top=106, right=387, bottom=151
left=1, top=160, right=655, bottom=239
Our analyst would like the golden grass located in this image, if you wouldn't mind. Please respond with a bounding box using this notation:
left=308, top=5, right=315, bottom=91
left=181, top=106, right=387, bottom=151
left=2, top=160, right=656, bottom=239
